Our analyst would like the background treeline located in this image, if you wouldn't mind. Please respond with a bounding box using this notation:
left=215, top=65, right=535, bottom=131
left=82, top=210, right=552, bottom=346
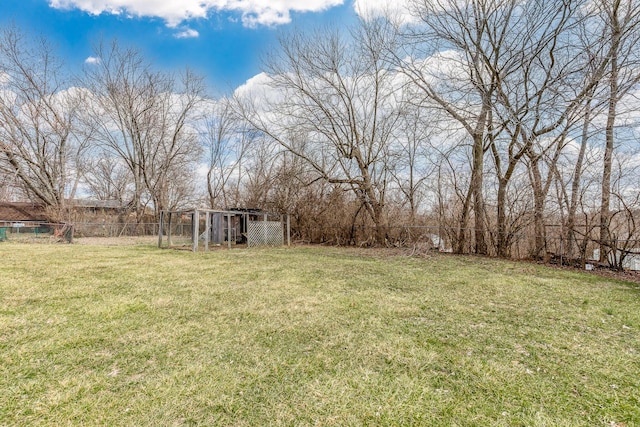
left=1, top=0, right=640, bottom=267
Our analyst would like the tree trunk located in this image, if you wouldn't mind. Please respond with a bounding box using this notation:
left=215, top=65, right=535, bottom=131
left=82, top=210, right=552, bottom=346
left=372, top=202, right=388, bottom=245
left=530, top=158, right=546, bottom=259
left=600, top=1, right=621, bottom=263
left=472, top=131, right=487, bottom=255
left=599, top=82, right=617, bottom=263
left=566, top=95, right=593, bottom=259
left=456, top=183, right=473, bottom=254
left=496, top=177, right=509, bottom=257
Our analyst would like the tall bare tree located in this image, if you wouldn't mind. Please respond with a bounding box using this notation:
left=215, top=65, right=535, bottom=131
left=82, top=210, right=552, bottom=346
left=480, top=0, right=597, bottom=257
left=397, top=0, right=613, bottom=257
left=235, top=19, right=402, bottom=244
left=397, top=0, right=508, bottom=254
left=389, top=101, right=436, bottom=225
left=0, top=26, right=89, bottom=219
left=594, top=0, right=640, bottom=262
left=203, top=99, right=254, bottom=209
left=81, top=40, right=204, bottom=221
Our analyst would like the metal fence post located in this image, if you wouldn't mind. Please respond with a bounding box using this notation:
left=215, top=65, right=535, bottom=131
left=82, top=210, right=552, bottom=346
left=204, top=212, right=210, bottom=252
left=192, top=210, right=199, bottom=252
left=227, top=214, right=232, bottom=249
left=158, top=211, right=163, bottom=248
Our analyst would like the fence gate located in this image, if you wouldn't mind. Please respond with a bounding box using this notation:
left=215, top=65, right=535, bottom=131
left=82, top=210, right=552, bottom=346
left=247, top=220, right=284, bottom=247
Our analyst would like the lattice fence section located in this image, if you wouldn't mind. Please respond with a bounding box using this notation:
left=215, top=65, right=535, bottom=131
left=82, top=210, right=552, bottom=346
left=247, top=221, right=284, bottom=247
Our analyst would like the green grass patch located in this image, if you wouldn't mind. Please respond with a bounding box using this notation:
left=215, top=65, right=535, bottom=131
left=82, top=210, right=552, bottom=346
left=1, top=244, right=639, bottom=426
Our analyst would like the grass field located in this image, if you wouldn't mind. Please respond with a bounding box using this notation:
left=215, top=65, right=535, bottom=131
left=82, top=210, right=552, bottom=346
left=1, top=243, right=639, bottom=426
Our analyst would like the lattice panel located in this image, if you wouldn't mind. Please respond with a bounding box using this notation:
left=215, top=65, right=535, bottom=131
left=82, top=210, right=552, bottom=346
left=247, top=221, right=284, bottom=247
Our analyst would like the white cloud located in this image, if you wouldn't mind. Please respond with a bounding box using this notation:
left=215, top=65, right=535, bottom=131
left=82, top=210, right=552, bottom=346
left=353, top=0, right=417, bottom=24
left=174, top=28, right=199, bottom=39
left=196, top=161, right=210, bottom=179
left=234, top=72, right=273, bottom=99
left=48, top=0, right=344, bottom=28
left=84, top=56, right=101, bottom=64
left=0, top=72, right=11, bottom=85
left=616, top=88, right=640, bottom=128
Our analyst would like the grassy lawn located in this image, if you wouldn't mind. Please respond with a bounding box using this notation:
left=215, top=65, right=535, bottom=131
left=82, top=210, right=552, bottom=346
left=1, top=243, right=639, bottom=426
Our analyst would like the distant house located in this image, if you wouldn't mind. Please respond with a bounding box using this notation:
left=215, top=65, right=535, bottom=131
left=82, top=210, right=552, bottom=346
left=66, top=199, right=126, bottom=220
left=0, top=202, right=48, bottom=222
left=0, top=200, right=121, bottom=242
left=0, top=202, right=52, bottom=242
left=0, top=200, right=125, bottom=220
left=67, top=199, right=123, bottom=212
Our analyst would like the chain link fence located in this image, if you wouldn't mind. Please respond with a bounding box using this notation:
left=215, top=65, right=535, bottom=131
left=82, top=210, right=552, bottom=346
left=0, top=221, right=73, bottom=243
left=73, top=222, right=160, bottom=238
left=289, top=223, right=640, bottom=271
left=57, top=220, right=640, bottom=271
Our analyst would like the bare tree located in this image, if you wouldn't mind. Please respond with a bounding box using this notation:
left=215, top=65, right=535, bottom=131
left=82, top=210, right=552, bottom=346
left=81, top=40, right=204, bottom=221
left=0, top=26, right=89, bottom=220
left=81, top=151, right=132, bottom=204
left=235, top=20, right=402, bottom=244
left=603, top=149, right=640, bottom=269
left=481, top=0, right=598, bottom=257
left=239, top=134, right=281, bottom=209
left=562, top=89, right=605, bottom=260
left=202, top=99, right=254, bottom=209
left=398, top=0, right=611, bottom=257
left=388, top=101, right=436, bottom=225
left=397, top=0, right=509, bottom=254
left=594, top=0, right=640, bottom=261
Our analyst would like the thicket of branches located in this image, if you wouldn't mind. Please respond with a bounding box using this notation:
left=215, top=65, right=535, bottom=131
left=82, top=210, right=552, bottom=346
left=1, top=0, right=640, bottom=268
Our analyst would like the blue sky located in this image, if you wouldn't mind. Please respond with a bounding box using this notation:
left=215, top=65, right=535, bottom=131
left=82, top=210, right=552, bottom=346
left=2, top=0, right=372, bottom=93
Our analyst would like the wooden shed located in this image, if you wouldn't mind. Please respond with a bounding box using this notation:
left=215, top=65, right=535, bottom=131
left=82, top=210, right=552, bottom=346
left=158, top=208, right=290, bottom=252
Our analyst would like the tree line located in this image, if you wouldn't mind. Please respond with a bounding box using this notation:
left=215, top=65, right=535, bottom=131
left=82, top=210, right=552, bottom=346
left=1, top=0, right=639, bottom=266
